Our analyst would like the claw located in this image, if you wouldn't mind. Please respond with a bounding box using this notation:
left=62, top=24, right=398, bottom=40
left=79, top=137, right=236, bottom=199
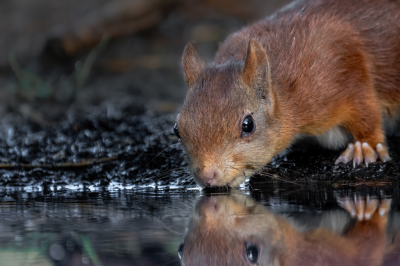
left=335, top=143, right=354, bottom=164
left=336, top=141, right=390, bottom=167
left=376, top=143, right=391, bottom=162
left=352, top=141, right=363, bottom=168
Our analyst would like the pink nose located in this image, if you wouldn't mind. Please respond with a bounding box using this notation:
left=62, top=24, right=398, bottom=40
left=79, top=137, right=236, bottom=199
left=199, top=168, right=217, bottom=186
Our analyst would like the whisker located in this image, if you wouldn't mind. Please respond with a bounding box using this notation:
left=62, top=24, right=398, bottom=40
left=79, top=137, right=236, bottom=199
left=144, top=154, right=184, bottom=160
left=158, top=167, right=188, bottom=172
left=155, top=217, right=184, bottom=235
left=147, top=142, right=180, bottom=165
left=248, top=181, right=254, bottom=190
left=226, top=161, right=302, bottom=175
left=258, top=172, right=302, bottom=186
left=152, top=170, right=186, bottom=180
left=225, top=165, right=242, bottom=173
left=223, top=162, right=300, bottom=188
left=186, top=179, right=196, bottom=187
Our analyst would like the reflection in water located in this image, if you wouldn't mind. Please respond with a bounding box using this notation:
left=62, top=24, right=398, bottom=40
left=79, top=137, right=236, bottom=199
left=0, top=185, right=399, bottom=265
left=179, top=191, right=400, bottom=266
left=0, top=189, right=195, bottom=266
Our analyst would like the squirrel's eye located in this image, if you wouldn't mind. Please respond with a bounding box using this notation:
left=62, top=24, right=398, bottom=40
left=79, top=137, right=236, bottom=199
left=245, top=243, right=259, bottom=264
left=241, top=116, right=255, bottom=136
left=174, top=123, right=181, bottom=140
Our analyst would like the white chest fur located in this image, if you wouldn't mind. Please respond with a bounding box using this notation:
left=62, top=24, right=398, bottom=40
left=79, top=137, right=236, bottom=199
left=314, top=126, right=352, bottom=150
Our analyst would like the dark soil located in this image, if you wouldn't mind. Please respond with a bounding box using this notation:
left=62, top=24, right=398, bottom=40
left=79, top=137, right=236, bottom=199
left=0, top=105, right=190, bottom=188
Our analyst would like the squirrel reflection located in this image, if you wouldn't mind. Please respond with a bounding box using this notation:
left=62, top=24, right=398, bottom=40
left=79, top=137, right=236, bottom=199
left=179, top=191, right=398, bottom=266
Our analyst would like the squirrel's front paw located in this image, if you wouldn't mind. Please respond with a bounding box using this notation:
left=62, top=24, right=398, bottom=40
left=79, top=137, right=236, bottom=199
left=335, top=141, right=390, bottom=167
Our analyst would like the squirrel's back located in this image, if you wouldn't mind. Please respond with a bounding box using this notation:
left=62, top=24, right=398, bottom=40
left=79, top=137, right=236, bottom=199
left=217, top=0, right=400, bottom=104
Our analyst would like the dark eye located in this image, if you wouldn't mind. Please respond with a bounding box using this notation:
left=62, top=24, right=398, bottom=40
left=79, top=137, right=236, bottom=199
left=174, top=123, right=181, bottom=140
left=241, top=116, right=255, bottom=136
left=178, top=243, right=184, bottom=259
left=245, top=243, right=259, bottom=264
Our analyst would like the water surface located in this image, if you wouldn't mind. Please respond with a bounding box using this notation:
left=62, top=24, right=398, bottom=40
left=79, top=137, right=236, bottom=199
left=0, top=181, right=399, bottom=265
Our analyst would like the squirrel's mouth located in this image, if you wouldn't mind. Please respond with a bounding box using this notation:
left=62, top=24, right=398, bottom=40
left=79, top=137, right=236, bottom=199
left=197, top=170, right=253, bottom=189
left=189, top=152, right=267, bottom=188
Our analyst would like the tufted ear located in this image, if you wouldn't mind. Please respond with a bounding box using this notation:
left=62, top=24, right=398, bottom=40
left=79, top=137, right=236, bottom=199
left=242, top=39, right=271, bottom=87
left=182, top=41, right=204, bottom=87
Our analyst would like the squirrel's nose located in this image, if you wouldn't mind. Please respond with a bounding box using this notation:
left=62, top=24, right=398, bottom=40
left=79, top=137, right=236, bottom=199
left=198, top=167, right=217, bottom=186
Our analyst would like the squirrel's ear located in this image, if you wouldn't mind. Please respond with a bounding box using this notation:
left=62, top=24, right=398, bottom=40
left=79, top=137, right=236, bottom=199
left=242, top=39, right=271, bottom=87
left=182, top=41, right=204, bottom=87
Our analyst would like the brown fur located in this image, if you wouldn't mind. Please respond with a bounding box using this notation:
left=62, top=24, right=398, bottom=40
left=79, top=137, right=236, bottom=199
left=178, top=0, right=400, bottom=187
left=179, top=192, right=391, bottom=266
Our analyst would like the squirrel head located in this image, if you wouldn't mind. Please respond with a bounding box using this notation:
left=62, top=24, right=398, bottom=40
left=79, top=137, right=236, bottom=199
left=177, top=40, right=282, bottom=187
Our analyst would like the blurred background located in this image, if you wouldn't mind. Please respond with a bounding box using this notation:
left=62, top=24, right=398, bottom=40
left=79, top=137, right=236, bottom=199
left=0, top=0, right=293, bottom=122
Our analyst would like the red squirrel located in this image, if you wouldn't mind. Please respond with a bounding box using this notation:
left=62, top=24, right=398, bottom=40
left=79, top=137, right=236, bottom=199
left=175, top=0, right=400, bottom=187
left=178, top=192, right=393, bottom=266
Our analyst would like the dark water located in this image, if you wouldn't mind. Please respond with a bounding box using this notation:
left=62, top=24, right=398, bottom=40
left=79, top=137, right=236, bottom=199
left=0, top=182, right=399, bottom=266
